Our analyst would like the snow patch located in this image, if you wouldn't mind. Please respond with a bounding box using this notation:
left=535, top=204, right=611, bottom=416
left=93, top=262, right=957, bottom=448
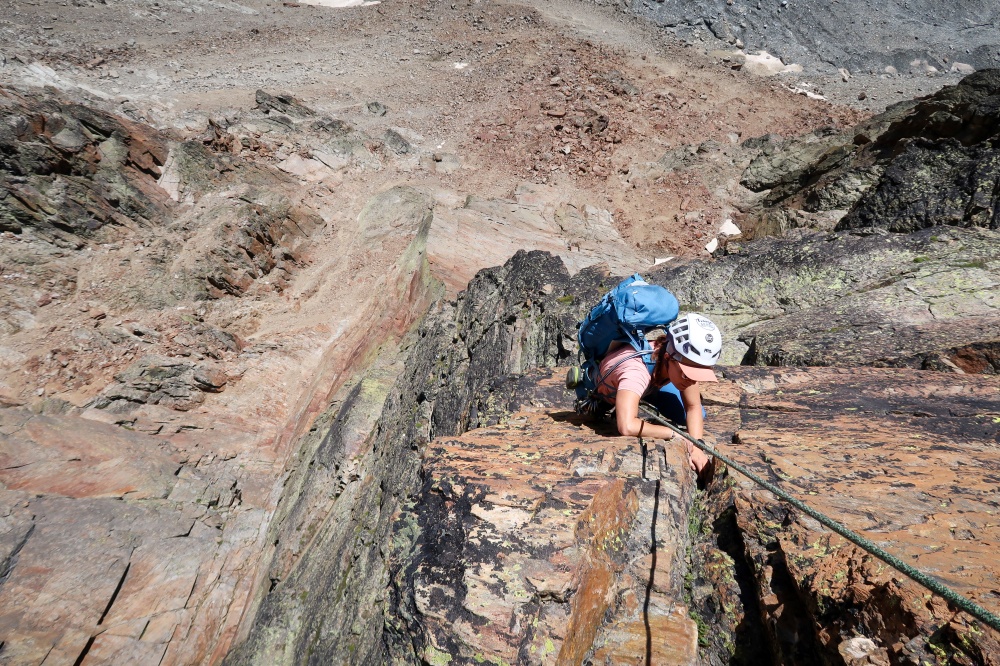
left=719, top=219, right=742, bottom=236
left=743, top=51, right=803, bottom=76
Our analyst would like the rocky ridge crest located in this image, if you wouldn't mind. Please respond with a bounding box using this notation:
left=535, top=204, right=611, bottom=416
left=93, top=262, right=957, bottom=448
left=1, top=55, right=999, bottom=666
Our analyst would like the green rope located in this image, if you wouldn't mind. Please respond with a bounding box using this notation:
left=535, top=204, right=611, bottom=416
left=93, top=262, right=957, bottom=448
left=638, top=404, right=1000, bottom=634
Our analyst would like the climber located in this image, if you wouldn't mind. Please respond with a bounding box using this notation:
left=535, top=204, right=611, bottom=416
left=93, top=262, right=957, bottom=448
left=595, top=314, right=721, bottom=485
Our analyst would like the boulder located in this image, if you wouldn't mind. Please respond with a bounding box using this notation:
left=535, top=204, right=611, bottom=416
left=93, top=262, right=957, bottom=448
left=254, top=90, right=315, bottom=119
left=89, top=355, right=229, bottom=412
left=741, top=70, right=1000, bottom=236
left=647, top=226, right=1000, bottom=370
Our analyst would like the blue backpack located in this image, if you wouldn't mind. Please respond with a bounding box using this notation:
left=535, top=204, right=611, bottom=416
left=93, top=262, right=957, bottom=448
left=570, top=274, right=679, bottom=408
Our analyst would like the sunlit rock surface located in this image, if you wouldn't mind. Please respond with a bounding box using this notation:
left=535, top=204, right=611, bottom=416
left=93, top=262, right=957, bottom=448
left=697, top=366, right=1000, bottom=664
left=389, top=372, right=699, bottom=665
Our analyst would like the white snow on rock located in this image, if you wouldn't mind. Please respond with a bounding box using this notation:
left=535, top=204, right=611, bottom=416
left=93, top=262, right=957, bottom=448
left=787, top=85, right=827, bottom=101
left=743, top=51, right=803, bottom=76
left=719, top=219, right=742, bottom=236
left=705, top=238, right=719, bottom=253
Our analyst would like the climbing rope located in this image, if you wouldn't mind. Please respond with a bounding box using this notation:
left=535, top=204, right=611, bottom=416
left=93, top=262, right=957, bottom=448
left=638, top=403, right=1000, bottom=634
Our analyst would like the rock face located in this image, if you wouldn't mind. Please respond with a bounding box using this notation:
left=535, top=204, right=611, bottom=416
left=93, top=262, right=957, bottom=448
left=694, top=366, right=1000, bottom=665
left=607, top=0, right=1000, bottom=72
left=0, top=82, right=691, bottom=666
left=644, top=225, right=1000, bottom=372
left=0, top=85, right=441, bottom=666
left=222, top=246, right=1000, bottom=665
left=388, top=372, right=700, bottom=665
left=222, top=251, right=600, bottom=665
left=839, top=71, right=1000, bottom=234
left=0, top=406, right=253, bottom=666
left=743, top=70, right=1000, bottom=238
left=3, top=49, right=1000, bottom=666
left=0, top=86, right=172, bottom=241
left=428, top=183, right=646, bottom=296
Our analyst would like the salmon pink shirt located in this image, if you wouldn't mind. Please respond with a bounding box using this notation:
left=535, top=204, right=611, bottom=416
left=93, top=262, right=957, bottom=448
left=596, top=343, right=650, bottom=403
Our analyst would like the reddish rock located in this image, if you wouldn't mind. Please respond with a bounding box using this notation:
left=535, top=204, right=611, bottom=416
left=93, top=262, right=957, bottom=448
left=392, top=373, right=701, bottom=664
left=700, top=366, right=1000, bottom=664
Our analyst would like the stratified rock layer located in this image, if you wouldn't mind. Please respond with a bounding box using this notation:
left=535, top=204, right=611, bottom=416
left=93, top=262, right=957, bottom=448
left=649, top=225, right=1000, bottom=372
left=388, top=372, right=699, bottom=665
left=223, top=251, right=594, bottom=665
left=0, top=87, right=171, bottom=240
left=697, top=366, right=1000, bottom=664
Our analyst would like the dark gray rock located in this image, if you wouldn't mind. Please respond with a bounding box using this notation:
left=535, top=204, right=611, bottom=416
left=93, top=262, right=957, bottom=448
left=254, top=90, right=315, bottom=119
left=741, top=70, right=1000, bottom=236
left=0, top=87, right=171, bottom=240
left=366, top=101, right=388, bottom=117
left=599, top=69, right=640, bottom=97
left=838, top=69, right=1000, bottom=232
left=310, top=117, right=353, bottom=136
left=382, top=129, right=411, bottom=155
left=740, top=126, right=853, bottom=193
left=89, top=355, right=228, bottom=412
left=606, top=0, right=1000, bottom=73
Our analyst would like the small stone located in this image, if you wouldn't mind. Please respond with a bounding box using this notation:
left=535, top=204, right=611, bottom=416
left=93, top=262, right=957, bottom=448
left=193, top=367, right=227, bottom=392
left=857, top=91, right=867, bottom=100
left=366, top=101, right=388, bottom=116
left=383, top=129, right=411, bottom=155
left=51, top=128, right=87, bottom=152
left=838, top=636, right=888, bottom=666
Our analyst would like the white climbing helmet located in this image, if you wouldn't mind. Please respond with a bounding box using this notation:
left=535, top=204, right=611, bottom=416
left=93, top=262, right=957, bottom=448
left=668, top=313, right=722, bottom=367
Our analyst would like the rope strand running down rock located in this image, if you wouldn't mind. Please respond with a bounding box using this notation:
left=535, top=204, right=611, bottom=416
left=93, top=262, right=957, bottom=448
left=638, top=403, right=1000, bottom=634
